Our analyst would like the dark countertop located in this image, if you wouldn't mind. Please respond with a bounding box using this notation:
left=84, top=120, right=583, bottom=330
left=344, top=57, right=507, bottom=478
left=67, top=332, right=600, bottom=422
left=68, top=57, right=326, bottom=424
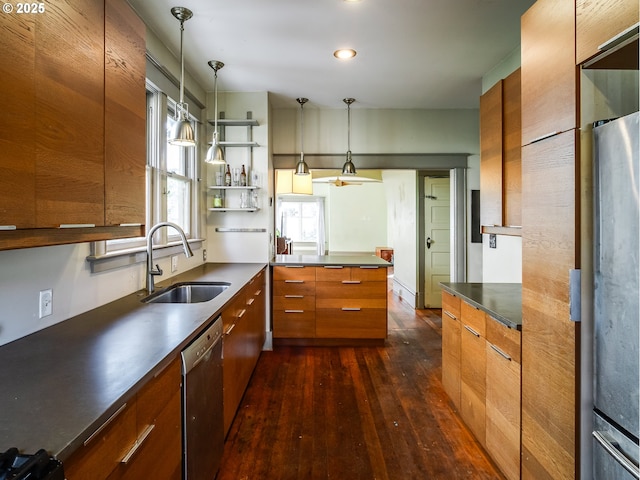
left=439, top=282, right=522, bottom=330
left=0, top=262, right=265, bottom=462
left=271, top=254, right=391, bottom=267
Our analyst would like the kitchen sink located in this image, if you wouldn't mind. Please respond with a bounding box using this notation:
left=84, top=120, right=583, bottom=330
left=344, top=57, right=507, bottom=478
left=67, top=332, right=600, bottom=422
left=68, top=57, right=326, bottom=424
left=143, top=282, right=230, bottom=304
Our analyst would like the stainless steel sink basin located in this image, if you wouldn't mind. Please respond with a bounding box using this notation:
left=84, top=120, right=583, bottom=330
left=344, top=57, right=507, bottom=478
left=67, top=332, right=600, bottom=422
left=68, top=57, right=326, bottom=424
left=143, top=282, right=230, bottom=304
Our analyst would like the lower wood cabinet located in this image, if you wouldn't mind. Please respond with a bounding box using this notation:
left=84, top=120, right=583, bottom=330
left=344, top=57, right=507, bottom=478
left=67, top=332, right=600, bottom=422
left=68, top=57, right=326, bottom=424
left=441, top=291, right=461, bottom=409
left=441, top=291, right=522, bottom=480
left=459, top=301, right=487, bottom=446
left=65, top=357, right=182, bottom=480
left=273, top=265, right=388, bottom=342
left=223, top=268, right=266, bottom=436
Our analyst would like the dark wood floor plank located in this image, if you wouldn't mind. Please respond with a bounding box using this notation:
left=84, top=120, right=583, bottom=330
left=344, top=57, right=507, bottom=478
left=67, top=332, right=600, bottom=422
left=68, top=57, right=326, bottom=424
left=218, top=285, right=504, bottom=480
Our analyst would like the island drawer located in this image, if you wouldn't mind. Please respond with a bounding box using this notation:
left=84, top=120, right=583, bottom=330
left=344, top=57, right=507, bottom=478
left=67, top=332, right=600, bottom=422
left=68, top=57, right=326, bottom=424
left=273, top=265, right=316, bottom=282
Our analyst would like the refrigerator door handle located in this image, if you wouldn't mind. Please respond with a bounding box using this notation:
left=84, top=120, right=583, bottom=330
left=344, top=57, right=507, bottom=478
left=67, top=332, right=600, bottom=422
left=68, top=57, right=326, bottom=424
left=593, top=430, right=640, bottom=479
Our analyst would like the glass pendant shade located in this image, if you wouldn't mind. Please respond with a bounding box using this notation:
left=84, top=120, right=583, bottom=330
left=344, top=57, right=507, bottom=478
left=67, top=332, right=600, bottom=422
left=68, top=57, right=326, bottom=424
left=169, top=7, right=195, bottom=147
left=205, top=60, right=225, bottom=164
left=342, top=98, right=357, bottom=175
left=295, top=97, right=310, bottom=175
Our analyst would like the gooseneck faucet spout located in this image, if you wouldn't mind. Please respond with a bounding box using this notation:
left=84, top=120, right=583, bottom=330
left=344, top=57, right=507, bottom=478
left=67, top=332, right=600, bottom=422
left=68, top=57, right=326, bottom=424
left=146, top=221, right=194, bottom=294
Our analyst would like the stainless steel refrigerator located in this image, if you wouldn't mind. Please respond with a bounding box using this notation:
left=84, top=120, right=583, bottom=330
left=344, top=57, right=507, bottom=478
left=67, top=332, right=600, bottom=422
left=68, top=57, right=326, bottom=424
left=593, top=111, right=640, bottom=479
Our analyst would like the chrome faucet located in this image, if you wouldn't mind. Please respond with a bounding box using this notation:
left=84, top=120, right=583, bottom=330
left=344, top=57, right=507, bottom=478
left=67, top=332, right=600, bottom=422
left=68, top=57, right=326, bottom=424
left=146, top=221, right=194, bottom=294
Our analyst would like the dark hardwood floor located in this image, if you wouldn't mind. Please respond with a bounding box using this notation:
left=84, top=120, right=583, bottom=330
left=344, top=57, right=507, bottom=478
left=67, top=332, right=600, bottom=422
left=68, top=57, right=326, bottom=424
left=218, top=281, right=504, bottom=480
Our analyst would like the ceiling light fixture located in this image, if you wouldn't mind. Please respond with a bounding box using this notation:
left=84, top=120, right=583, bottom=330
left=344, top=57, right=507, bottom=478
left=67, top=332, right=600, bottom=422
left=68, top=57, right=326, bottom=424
left=342, top=98, right=357, bottom=176
left=333, top=49, right=357, bottom=60
left=205, top=60, right=225, bottom=164
left=295, top=98, right=310, bottom=175
left=169, top=7, right=195, bottom=147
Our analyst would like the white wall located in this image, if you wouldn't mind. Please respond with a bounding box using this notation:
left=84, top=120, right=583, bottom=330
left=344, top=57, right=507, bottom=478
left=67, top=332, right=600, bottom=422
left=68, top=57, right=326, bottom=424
left=383, top=170, right=419, bottom=305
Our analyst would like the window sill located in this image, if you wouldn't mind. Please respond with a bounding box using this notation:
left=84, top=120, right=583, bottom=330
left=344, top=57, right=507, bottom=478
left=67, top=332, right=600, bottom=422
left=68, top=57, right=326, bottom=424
left=86, top=239, right=204, bottom=273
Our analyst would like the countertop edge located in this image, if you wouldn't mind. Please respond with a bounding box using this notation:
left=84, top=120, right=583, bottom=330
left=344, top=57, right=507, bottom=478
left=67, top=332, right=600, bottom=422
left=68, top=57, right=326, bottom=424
left=440, top=282, right=522, bottom=330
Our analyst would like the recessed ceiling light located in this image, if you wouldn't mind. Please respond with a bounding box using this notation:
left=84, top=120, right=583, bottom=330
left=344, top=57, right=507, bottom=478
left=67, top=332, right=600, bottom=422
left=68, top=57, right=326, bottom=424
left=333, top=49, right=357, bottom=59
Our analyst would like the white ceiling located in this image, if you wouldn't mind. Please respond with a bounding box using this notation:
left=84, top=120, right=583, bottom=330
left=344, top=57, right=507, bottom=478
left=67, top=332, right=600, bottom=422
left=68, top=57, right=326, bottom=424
left=128, top=0, right=535, bottom=110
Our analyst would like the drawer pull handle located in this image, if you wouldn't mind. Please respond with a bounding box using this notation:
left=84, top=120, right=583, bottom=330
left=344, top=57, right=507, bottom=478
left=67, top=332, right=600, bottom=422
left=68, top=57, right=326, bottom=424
left=359, top=266, right=379, bottom=269
left=284, top=310, right=304, bottom=313
left=593, top=430, right=640, bottom=478
left=84, top=403, right=128, bottom=446
left=443, top=310, right=457, bottom=320
left=341, top=280, right=361, bottom=284
left=463, top=325, right=481, bottom=337
left=224, top=323, right=236, bottom=335
left=342, top=307, right=361, bottom=311
left=285, top=265, right=304, bottom=268
left=246, top=298, right=255, bottom=306
left=285, top=280, right=304, bottom=283
left=285, top=295, right=304, bottom=298
left=121, top=424, right=155, bottom=464
left=490, top=344, right=512, bottom=361
left=323, top=265, right=343, bottom=269
left=238, top=309, right=246, bottom=318
left=255, top=289, right=262, bottom=296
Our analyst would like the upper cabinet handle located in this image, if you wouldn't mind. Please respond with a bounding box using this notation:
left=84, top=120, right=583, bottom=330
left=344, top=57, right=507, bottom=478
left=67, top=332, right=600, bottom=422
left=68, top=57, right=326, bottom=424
left=529, top=131, right=562, bottom=144
left=598, top=22, right=640, bottom=52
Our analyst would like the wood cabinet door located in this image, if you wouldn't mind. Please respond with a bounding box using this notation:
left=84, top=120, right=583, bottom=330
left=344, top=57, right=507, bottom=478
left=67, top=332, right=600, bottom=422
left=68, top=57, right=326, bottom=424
left=104, top=0, right=146, bottom=226
left=442, top=308, right=461, bottom=409
left=576, top=0, right=639, bottom=65
left=0, top=12, right=36, bottom=228
left=503, top=68, right=522, bottom=227
left=35, top=0, right=105, bottom=227
left=460, top=321, right=486, bottom=447
left=486, top=340, right=521, bottom=480
left=521, top=130, right=579, bottom=479
left=480, top=79, right=503, bottom=227
left=521, top=0, right=578, bottom=146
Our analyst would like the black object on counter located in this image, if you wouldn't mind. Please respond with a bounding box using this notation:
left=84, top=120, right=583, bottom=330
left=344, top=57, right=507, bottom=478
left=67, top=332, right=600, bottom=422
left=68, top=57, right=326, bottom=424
left=0, top=448, right=64, bottom=480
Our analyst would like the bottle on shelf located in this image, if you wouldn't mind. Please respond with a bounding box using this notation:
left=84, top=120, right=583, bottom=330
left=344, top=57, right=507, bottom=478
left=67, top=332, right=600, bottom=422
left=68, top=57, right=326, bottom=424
left=225, top=165, right=231, bottom=186
left=240, top=165, right=247, bottom=186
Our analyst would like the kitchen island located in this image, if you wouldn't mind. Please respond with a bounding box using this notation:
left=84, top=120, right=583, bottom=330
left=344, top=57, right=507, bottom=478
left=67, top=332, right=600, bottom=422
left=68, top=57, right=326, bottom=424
left=0, top=262, right=266, bottom=477
left=271, top=254, right=392, bottom=345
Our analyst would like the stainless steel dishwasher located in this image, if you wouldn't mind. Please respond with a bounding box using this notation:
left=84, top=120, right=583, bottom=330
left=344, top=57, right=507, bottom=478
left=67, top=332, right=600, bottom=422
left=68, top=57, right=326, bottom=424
left=181, top=316, right=224, bottom=480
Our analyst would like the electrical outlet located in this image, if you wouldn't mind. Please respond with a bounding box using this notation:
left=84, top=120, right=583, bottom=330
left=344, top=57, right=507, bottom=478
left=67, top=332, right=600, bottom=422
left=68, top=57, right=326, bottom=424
left=489, top=234, right=497, bottom=249
left=203, top=249, right=207, bottom=261
left=171, top=255, right=178, bottom=273
left=39, top=289, right=52, bottom=318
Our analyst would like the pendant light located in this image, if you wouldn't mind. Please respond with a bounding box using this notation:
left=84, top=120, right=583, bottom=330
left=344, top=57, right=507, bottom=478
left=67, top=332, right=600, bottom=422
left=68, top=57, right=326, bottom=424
left=342, top=98, right=357, bottom=175
left=169, top=7, right=195, bottom=147
left=205, top=60, right=225, bottom=164
left=295, top=98, right=310, bottom=175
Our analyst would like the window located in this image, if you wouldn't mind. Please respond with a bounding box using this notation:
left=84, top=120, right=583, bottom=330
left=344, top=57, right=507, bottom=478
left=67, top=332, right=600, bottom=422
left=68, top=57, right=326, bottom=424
left=277, top=195, right=326, bottom=255
left=94, top=82, right=200, bottom=258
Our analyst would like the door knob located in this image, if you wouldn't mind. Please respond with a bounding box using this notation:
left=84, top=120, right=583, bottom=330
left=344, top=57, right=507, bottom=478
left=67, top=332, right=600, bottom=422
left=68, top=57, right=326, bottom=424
left=426, top=237, right=432, bottom=249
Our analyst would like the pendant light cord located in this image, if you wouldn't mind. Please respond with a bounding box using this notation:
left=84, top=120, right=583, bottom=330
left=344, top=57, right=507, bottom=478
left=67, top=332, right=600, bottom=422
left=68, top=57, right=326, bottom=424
left=214, top=69, right=218, bottom=138
left=347, top=101, right=351, bottom=153
left=179, top=20, right=185, bottom=108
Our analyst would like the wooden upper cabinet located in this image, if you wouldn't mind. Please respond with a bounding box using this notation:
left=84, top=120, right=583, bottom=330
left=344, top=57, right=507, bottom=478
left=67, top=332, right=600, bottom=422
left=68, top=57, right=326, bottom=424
left=35, top=0, right=105, bottom=227
left=576, top=0, right=639, bottom=66
left=480, top=80, right=503, bottom=228
left=0, top=14, right=36, bottom=229
left=105, top=0, right=146, bottom=226
left=502, top=69, right=521, bottom=227
left=521, top=0, right=578, bottom=146
left=479, top=68, right=522, bottom=229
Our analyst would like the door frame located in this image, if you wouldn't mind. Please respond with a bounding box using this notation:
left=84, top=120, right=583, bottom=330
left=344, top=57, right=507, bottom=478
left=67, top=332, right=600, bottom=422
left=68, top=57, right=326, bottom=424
left=417, top=167, right=466, bottom=308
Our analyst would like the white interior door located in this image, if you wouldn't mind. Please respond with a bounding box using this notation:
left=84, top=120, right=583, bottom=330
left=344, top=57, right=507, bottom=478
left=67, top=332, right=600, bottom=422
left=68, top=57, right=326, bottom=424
left=424, top=177, right=450, bottom=307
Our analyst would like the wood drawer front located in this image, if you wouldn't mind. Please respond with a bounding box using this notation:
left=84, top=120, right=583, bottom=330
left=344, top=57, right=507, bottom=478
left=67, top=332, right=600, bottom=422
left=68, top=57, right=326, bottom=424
left=486, top=342, right=521, bottom=480
left=442, top=313, right=461, bottom=409
left=315, top=265, right=350, bottom=282
left=273, top=265, right=316, bottom=281
left=461, top=326, right=486, bottom=446
left=65, top=402, right=137, bottom=480
left=273, top=310, right=316, bottom=338
left=351, top=266, right=388, bottom=282
left=273, top=295, right=316, bottom=311
left=273, top=280, right=316, bottom=297
left=316, top=282, right=386, bottom=299
left=461, top=301, right=485, bottom=336
left=315, top=308, right=387, bottom=339
left=442, top=291, right=461, bottom=319
left=136, top=357, right=181, bottom=427
left=460, top=381, right=486, bottom=447
left=486, top=316, right=521, bottom=364
left=316, top=297, right=386, bottom=309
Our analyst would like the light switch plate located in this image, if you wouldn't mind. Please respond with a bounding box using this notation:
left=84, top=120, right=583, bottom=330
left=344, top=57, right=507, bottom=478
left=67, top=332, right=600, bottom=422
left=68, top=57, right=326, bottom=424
left=171, top=255, right=178, bottom=273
